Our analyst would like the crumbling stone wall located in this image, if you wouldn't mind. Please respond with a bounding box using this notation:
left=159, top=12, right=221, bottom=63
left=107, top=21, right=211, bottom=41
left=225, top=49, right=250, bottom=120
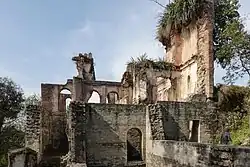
left=85, top=104, right=146, bottom=167
left=147, top=101, right=213, bottom=143
left=26, top=105, right=40, bottom=152
left=40, top=83, right=70, bottom=163
left=122, top=64, right=181, bottom=104
left=146, top=140, right=250, bottom=167
left=66, top=101, right=87, bottom=166
left=72, top=77, right=122, bottom=103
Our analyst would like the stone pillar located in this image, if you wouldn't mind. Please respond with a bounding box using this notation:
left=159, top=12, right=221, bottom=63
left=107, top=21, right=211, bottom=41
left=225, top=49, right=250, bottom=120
left=68, top=101, right=87, bottom=166
left=25, top=104, right=40, bottom=153
left=197, top=0, right=214, bottom=99
left=72, top=77, right=83, bottom=101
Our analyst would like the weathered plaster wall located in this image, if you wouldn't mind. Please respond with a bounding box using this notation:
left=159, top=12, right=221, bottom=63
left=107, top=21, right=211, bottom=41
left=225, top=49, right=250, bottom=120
left=181, top=26, right=198, bottom=63
left=179, top=62, right=198, bottom=100
left=129, top=67, right=180, bottom=104
left=163, top=27, right=200, bottom=101
left=146, top=140, right=250, bottom=167
left=163, top=0, right=214, bottom=100
left=85, top=104, right=146, bottom=167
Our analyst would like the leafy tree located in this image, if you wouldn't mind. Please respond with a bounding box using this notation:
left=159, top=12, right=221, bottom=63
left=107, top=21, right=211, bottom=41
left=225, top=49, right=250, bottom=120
left=0, top=77, right=25, bottom=167
left=0, top=77, right=41, bottom=167
left=213, top=0, right=242, bottom=66
left=0, top=77, right=24, bottom=131
left=13, top=94, right=41, bottom=132
left=214, top=0, right=250, bottom=84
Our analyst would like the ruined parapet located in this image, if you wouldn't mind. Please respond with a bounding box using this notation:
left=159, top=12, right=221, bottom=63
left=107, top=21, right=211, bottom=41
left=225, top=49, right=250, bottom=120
left=8, top=148, right=37, bottom=167
left=65, top=101, right=87, bottom=166
left=125, top=57, right=180, bottom=104
left=119, top=71, right=133, bottom=104
left=72, top=53, right=96, bottom=81
left=25, top=104, right=41, bottom=153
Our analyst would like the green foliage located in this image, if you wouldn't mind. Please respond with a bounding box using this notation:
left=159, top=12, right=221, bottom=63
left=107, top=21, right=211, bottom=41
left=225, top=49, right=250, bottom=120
left=0, top=126, right=25, bottom=167
left=0, top=77, right=33, bottom=167
left=214, top=0, right=250, bottom=84
left=127, top=53, right=175, bottom=71
left=157, top=0, right=207, bottom=44
left=24, top=94, right=41, bottom=106
left=213, top=0, right=241, bottom=63
left=0, top=77, right=24, bottom=130
left=217, top=85, right=249, bottom=116
left=214, top=85, right=250, bottom=144
left=231, top=116, right=250, bottom=145
left=0, top=154, right=7, bottom=167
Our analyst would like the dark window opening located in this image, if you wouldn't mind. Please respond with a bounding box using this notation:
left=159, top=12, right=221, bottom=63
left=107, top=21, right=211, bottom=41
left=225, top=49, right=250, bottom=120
left=127, top=128, right=142, bottom=161
left=189, top=120, right=200, bottom=142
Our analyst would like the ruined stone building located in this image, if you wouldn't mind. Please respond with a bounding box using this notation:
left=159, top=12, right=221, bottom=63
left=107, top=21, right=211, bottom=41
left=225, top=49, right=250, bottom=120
left=8, top=0, right=250, bottom=167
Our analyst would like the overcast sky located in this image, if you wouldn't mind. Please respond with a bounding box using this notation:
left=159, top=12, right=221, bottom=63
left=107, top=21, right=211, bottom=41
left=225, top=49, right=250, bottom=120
left=0, top=0, right=249, bottom=97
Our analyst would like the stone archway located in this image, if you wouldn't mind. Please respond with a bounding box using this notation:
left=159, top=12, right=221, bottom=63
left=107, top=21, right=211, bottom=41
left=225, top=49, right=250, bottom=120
left=106, top=91, right=119, bottom=104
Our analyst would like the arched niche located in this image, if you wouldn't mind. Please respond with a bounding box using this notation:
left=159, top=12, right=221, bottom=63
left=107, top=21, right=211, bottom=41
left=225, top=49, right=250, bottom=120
left=65, top=98, right=71, bottom=113
left=127, top=128, right=142, bottom=161
left=60, top=89, right=72, bottom=113
left=88, top=90, right=101, bottom=103
left=106, top=91, right=119, bottom=104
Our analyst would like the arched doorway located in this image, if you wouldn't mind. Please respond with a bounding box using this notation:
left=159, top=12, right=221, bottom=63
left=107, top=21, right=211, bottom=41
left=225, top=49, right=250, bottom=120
left=127, top=128, right=142, bottom=161
left=106, top=91, right=119, bottom=104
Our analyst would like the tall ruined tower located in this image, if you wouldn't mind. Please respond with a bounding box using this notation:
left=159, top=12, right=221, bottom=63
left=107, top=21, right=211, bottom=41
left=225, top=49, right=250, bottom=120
left=158, top=0, right=215, bottom=101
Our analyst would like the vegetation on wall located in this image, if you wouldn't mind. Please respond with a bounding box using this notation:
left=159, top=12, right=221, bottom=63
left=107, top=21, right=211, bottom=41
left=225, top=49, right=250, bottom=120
left=213, top=84, right=250, bottom=145
left=127, top=53, right=175, bottom=72
left=231, top=116, right=250, bottom=145
left=156, top=0, right=250, bottom=84
left=157, top=0, right=208, bottom=45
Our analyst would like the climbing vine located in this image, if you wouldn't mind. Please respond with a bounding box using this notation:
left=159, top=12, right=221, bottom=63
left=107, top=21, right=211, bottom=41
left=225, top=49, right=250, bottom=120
left=157, top=0, right=208, bottom=45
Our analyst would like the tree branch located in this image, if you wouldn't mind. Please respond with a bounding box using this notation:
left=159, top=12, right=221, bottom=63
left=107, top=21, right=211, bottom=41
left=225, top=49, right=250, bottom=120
left=149, top=0, right=166, bottom=8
